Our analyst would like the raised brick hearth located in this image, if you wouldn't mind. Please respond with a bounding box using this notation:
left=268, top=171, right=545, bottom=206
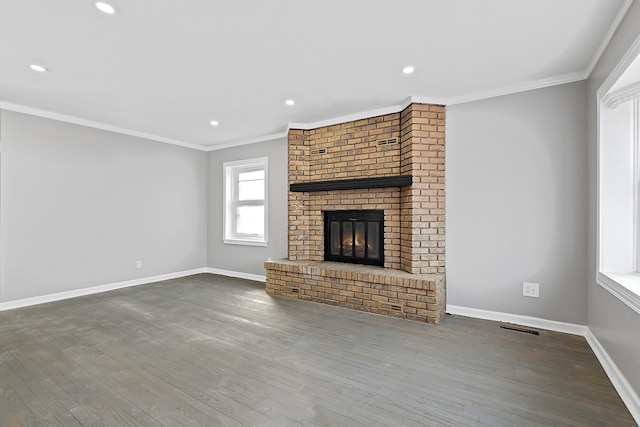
left=265, top=103, right=446, bottom=323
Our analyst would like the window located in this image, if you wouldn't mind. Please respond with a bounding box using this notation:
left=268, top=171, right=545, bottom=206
left=224, top=157, right=268, bottom=246
left=598, top=48, right=640, bottom=315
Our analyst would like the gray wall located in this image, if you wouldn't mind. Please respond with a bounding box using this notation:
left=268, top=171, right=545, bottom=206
left=0, top=110, right=208, bottom=302
left=446, top=81, right=588, bottom=324
left=587, top=1, right=640, bottom=395
left=207, top=138, right=288, bottom=276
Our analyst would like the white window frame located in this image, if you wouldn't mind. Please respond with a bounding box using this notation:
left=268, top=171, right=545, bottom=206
left=223, top=157, right=268, bottom=246
left=597, top=35, right=640, bottom=316
left=635, top=98, right=640, bottom=273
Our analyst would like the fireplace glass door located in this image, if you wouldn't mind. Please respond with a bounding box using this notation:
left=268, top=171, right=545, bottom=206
left=324, top=210, right=384, bottom=266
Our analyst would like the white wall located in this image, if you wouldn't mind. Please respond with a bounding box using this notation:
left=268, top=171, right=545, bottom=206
left=207, top=138, right=288, bottom=276
left=587, top=0, right=640, bottom=397
left=0, top=110, right=208, bottom=302
left=446, top=81, right=588, bottom=324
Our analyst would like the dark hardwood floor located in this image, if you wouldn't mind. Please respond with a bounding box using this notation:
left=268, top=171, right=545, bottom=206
left=0, top=274, right=635, bottom=426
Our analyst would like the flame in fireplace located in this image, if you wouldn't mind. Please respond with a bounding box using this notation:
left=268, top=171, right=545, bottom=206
left=342, top=230, right=364, bottom=248
left=342, top=228, right=370, bottom=257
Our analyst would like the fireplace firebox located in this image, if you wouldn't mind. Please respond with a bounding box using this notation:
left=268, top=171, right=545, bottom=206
left=324, top=210, right=384, bottom=266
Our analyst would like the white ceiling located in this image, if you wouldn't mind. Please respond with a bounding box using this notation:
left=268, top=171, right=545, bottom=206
left=0, top=0, right=632, bottom=149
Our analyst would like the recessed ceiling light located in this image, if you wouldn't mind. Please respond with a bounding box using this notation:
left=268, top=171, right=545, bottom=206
left=402, top=66, right=415, bottom=74
left=29, top=64, right=48, bottom=72
left=95, top=1, right=116, bottom=14
left=210, top=120, right=219, bottom=126
left=285, top=99, right=295, bottom=106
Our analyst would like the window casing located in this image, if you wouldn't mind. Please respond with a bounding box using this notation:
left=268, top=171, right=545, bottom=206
left=598, top=61, right=640, bottom=315
left=223, top=157, right=268, bottom=246
left=635, top=99, right=640, bottom=272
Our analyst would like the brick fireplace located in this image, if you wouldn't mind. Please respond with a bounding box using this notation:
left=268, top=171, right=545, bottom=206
left=265, top=103, right=446, bottom=323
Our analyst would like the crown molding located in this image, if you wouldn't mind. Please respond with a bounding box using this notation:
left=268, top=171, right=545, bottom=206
left=599, top=30, right=640, bottom=98
left=288, top=102, right=406, bottom=131
left=586, top=0, right=635, bottom=77
left=0, top=101, right=207, bottom=151
left=602, top=81, right=640, bottom=109
left=406, top=96, right=447, bottom=108
left=445, top=71, right=588, bottom=106
left=207, top=97, right=439, bottom=150
left=1, top=60, right=616, bottom=154
left=287, top=96, right=446, bottom=132
left=204, top=131, right=288, bottom=151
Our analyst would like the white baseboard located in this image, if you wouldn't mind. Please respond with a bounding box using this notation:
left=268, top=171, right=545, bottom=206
left=0, top=268, right=207, bottom=311
left=585, top=329, right=640, bottom=424
left=0, top=267, right=265, bottom=312
left=205, top=267, right=266, bottom=283
left=446, top=304, right=588, bottom=336
left=447, top=304, right=639, bottom=425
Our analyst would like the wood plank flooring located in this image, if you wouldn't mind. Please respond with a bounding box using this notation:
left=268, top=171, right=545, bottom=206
left=0, top=273, right=635, bottom=426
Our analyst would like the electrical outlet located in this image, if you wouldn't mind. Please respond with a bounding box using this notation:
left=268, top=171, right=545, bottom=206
left=522, top=282, right=539, bottom=298
left=136, top=260, right=142, bottom=269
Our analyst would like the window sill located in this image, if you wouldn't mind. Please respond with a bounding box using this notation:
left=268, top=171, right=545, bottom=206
left=598, top=272, right=640, bottom=316
left=224, top=238, right=268, bottom=247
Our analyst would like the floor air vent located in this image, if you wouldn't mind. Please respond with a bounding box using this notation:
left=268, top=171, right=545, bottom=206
left=379, top=302, right=403, bottom=312
left=500, top=323, right=540, bottom=335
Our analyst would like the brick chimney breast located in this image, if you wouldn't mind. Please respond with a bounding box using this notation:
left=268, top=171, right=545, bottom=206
left=265, top=103, right=446, bottom=324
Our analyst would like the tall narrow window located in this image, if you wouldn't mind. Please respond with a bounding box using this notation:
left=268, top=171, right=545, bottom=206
left=224, top=157, right=268, bottom=246
left=598, top=52, right=640, bottom=315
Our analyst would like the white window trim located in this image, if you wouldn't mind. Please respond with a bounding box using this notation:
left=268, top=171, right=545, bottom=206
left=597, top=272, right=640, bottom=315
left=635, top=98, right=640, bottom=272
left=597, top=33, right=640, bottom=316
left=223, top=157, right=268, bottom=247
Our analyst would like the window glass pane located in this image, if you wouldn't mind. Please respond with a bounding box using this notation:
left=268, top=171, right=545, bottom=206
left=238, top=170, right=264, bottom=181
left=236, top=205, right=265, bottom=237
left=238, top=179, right=264, bottom=201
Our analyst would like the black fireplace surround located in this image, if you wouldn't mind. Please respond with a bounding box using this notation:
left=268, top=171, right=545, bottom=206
left=324, top=210, right=384, bottom=266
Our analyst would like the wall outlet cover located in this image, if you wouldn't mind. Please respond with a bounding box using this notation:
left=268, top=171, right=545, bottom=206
left=523, top=282, right=540, bottom=298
